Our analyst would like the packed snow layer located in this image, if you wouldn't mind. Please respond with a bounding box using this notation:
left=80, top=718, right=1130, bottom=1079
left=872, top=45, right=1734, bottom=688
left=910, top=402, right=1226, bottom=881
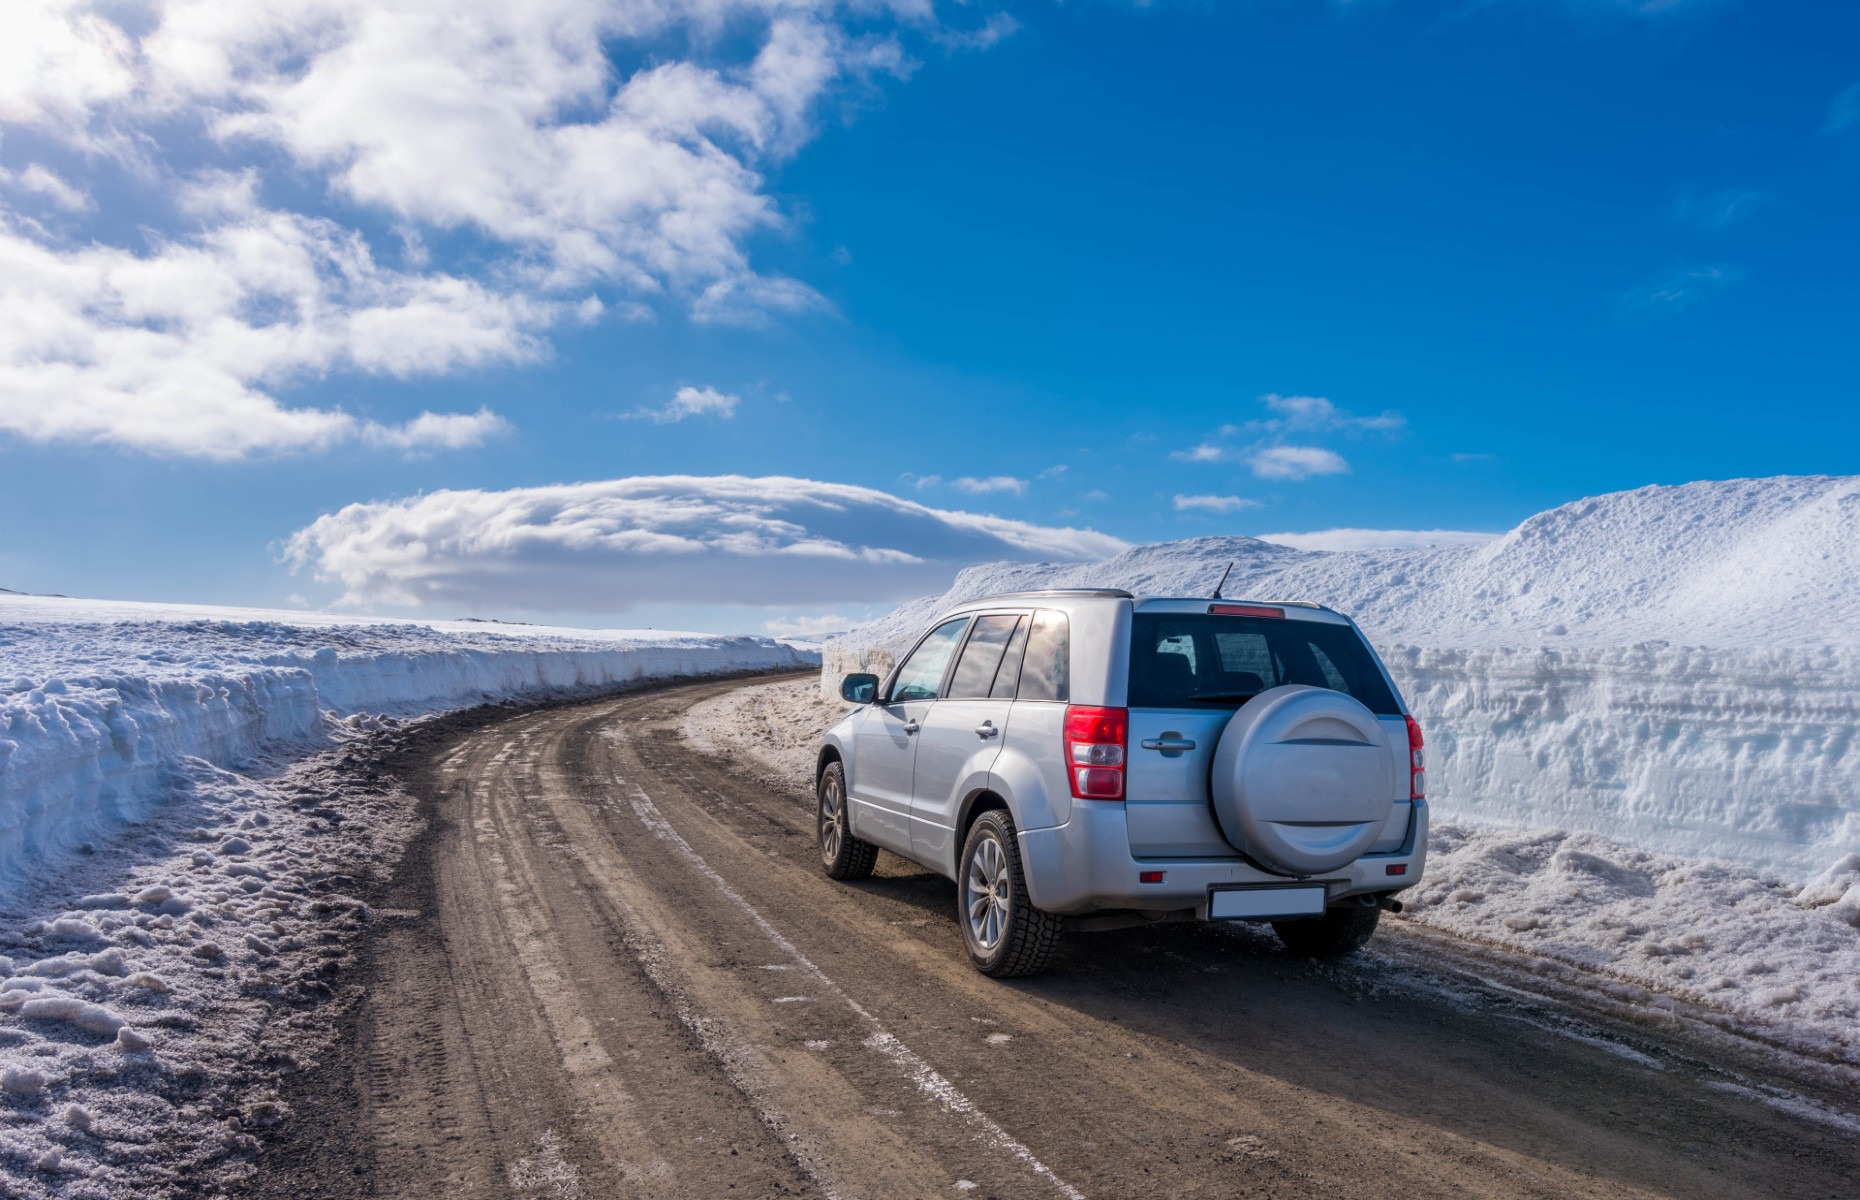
left=0, top=594, right=815, bottom=904
left=1408, top=828, right=1860, bottom=1063
left=821, top=477, right=1860, bottom=880
left=1395, top=644, right=1860, bottom=877
left=688, top=677, right=1860, bottom=1066
left=0, top=718, right=425, bottom=1196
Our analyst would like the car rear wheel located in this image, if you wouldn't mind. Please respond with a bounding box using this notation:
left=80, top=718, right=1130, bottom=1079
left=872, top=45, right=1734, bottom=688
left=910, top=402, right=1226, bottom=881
left=959, top=809, right=1063, bottom=977
left=818, top=762, right=878, bottom=880
left=1271, top=904, right=1380, bottom=957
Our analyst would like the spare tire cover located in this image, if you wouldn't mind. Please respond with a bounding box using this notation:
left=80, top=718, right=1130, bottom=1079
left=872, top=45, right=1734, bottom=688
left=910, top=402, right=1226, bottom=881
left=1210, top=685, right=1398, bottom=876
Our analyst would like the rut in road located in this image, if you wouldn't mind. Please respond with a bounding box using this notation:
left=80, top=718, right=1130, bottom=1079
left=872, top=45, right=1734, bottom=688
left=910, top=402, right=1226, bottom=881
left=248, top=675, right=1860, bottom=1200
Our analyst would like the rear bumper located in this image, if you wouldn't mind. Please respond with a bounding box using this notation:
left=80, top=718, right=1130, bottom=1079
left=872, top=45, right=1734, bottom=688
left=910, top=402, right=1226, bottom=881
left=1017, top=798, right=1428, bottom=917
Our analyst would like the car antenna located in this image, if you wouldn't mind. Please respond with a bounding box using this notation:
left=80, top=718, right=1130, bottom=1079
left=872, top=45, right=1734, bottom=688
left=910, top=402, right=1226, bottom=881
left=1210, top=561, right=1234, bottom=600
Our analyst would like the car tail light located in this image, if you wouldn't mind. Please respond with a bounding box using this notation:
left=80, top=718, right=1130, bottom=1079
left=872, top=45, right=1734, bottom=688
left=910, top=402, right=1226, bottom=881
left=1209, top=604, right=1283, bottom=618
left=1405, top=715, right=1425, bottom=800
left=1064, top=705, right=1127, bottom=800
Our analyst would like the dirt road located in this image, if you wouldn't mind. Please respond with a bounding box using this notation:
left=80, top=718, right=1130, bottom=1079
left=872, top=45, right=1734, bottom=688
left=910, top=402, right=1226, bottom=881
left=246, top=673, right=1860, bottom=1199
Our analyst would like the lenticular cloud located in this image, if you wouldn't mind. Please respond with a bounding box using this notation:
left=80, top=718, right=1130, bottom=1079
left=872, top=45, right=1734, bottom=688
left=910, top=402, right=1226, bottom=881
left=283, top=475, right=1132, bottom=609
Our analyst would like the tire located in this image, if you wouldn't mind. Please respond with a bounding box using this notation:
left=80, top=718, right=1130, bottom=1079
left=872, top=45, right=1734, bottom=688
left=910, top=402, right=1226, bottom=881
left=1271, top=905, right=1380, bottom=958
left=818, top=761, right=878, bottom=880
left=958, top=810, right=1063, bottom=978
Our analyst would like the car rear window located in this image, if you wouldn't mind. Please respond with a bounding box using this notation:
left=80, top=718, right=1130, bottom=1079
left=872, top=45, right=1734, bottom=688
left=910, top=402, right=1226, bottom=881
left=1127, top=613, right=1399, bottom=715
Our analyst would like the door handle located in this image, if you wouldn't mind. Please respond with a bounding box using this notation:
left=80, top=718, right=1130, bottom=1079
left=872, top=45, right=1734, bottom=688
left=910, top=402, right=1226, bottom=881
left=975, top=721, right=998, bottom=739
left=1140, top=736, right=1197, bottom=752
left=902, top=720, right=920, bottom=734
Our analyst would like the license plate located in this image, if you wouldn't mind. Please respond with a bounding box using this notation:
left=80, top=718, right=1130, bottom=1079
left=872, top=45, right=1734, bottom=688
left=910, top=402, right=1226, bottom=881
left=1207, top=885, right=1327, bottom=921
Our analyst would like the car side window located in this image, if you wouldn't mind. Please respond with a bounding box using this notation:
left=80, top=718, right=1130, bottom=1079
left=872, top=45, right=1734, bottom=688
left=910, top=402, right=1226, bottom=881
left=888, top=618, right=970, bottom=703
left=989, top=616, right=1031, bottom=699
left=1017, top=610, right=1070, bottom=702
left=946, top=614, right=1023, bottom=699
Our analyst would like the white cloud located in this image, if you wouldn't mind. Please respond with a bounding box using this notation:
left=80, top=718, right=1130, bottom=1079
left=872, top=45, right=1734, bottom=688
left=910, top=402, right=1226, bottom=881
left=360, top=409, right=508, bottom=452
left=1173, top=494, right=1258, bottom=514
left=1619, top=264, right=1740, bottom=316
left=1174, top=393, right=1399, bottom=477
left=933, top=12, right=1020, bottom=51
left=283, top=475, right=1131, bottom=610
left=1246, top=445, right=1350, bottom=481
left=0, top=204, right=548, bottom=457
left=763, top=612, right=856, bottom=638
left=623, top=385, right=740, bottom=424
left=0, top=163, right=93, bottom=211
left=0, top=1, right=136, bottom=133
left=1229, top=393, right=1404, bottom=436
left=1037, top=464, right=1067, bottom=480
left=1170, top=443, right=1228, bottom=463
left=0, top=1, right=988, bottom=457
left=1254, top=528, right=1499, bottom=552
left=951, top=475, right=1027, bottom=496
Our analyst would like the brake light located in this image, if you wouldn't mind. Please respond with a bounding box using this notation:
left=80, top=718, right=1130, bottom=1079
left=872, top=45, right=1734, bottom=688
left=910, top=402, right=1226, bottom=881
left=1209, top=604, right=1283, bottom=619
left=1405, top=715, right=1425, bottom=800
left=1064, top=705, right=1127, bottom=800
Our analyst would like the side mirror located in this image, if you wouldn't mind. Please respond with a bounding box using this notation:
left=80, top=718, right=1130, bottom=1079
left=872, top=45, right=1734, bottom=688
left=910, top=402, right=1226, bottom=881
left=840, top=673, right=879, bottom=704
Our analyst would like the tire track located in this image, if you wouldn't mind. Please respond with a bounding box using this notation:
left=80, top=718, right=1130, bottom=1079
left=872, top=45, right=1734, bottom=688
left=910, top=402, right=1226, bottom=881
left=242, top=674, right=1860, bottom=1200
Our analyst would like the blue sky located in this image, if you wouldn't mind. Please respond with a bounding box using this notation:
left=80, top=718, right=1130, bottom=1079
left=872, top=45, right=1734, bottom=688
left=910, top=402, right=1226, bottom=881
left=2, top=1, right=1857, bottom=634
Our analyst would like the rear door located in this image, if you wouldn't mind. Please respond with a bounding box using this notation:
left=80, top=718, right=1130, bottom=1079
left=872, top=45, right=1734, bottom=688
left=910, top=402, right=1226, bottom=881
left=849, top=616, right=969, bottom=854
left=909, top=612, right=1027, bottom=872
left=1124, top=618, right=1236, bottom=858
left=1123, top=608, right=1407, bottom=859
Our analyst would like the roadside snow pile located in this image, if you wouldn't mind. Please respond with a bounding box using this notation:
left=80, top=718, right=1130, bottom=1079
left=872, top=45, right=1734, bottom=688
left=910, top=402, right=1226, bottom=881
left=830, top=474, right=1860, bottom=656
left=1409, top=826, right=1860, bottom=1060
left=0, top=720, right=423, bottom=1197
left=0, top=594, right=814, bottom=905
left=823, top=476, right=1860, bottom=880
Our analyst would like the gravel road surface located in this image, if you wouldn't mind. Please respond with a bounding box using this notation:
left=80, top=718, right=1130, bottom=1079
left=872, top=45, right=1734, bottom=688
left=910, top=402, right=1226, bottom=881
left=241, top=673, right=1860, bottom=1199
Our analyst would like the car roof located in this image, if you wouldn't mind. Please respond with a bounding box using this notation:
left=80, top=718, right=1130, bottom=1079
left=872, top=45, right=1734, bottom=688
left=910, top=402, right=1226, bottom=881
left=939, top=591, right=1350, bottom=624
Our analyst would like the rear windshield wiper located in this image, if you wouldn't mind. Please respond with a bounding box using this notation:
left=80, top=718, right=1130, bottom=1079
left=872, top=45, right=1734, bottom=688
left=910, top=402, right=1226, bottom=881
left=1180, top=690, right=1260, bottom=703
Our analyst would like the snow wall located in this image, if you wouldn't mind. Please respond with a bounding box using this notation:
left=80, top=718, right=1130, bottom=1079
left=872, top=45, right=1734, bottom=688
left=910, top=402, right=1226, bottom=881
left=823, top=477, right=1860, bottom=880
left=0, top=598, right=816, bottom=905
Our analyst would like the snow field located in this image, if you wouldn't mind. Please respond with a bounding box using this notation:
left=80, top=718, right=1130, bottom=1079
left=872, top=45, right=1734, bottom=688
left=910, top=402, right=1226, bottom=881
left=1, top=594, right=815, bottom=905
left=823, top=477, right=1860, bottom=880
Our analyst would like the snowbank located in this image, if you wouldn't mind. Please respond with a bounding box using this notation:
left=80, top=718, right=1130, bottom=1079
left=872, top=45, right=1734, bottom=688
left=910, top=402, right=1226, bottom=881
left=0, top=716, right=426, bottom=1195
left=0, top=595, right=815, bottom=905
left=822, top=476, right=1860, bottom=880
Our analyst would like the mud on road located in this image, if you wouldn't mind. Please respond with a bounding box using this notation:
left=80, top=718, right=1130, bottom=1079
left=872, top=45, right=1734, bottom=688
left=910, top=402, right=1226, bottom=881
left=242, top=673, right=1860, bottom=1200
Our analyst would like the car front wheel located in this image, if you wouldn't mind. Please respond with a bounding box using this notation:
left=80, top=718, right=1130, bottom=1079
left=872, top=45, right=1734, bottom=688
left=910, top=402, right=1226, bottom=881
left=818, top=761, right=878, bottom=880
left=958, top=809, right=1062, bottom=977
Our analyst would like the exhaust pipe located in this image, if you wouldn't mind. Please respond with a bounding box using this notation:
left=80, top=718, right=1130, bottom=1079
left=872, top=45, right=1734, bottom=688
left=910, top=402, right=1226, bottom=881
left=1376, top=895, right=1404, bottom=914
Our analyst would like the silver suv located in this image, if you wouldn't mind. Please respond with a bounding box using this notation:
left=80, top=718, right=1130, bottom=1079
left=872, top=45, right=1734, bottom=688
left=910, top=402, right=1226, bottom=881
left=816, top=589, right=1427, bottom=976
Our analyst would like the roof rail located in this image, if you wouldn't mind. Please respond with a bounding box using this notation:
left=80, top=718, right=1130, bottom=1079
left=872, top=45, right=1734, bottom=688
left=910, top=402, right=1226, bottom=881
left=960, top=588, right=1135, bottom=603
left=1276, top=599, right=1334, bottom=610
